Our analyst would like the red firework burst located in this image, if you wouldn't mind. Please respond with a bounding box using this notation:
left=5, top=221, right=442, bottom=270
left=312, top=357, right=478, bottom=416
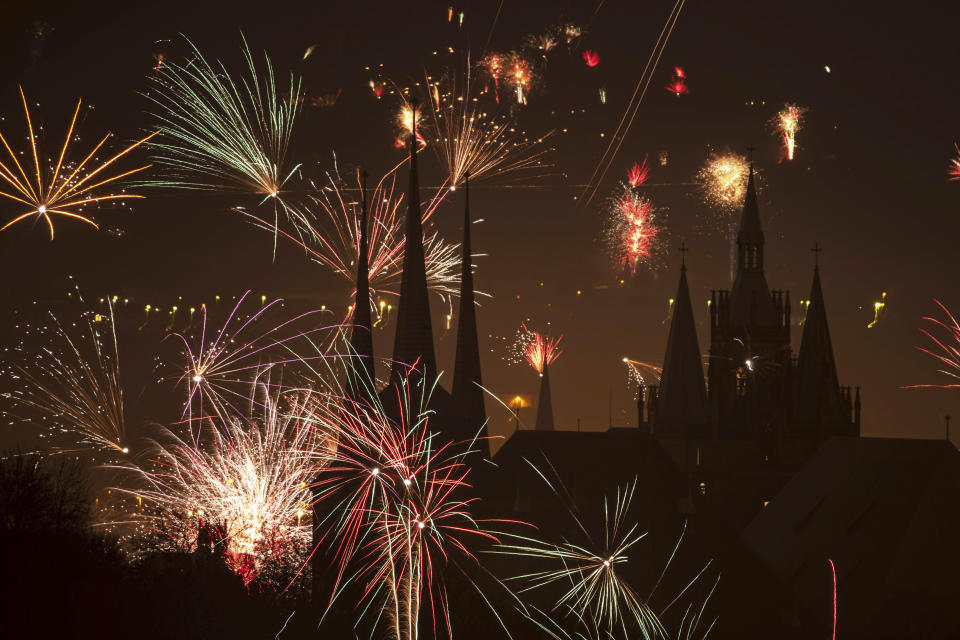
left=627, top=156, right=650, bottom=187
left=583, top=50, right=600, bottom=68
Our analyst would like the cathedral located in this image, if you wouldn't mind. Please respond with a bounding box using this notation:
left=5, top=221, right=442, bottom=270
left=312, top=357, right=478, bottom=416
left=643, top=161, right=860, bottom=530
left=318, top=133, right=960, bottom=638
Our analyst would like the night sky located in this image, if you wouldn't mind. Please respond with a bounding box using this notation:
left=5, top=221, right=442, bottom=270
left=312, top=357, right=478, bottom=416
left=2, top=0, right=959, bottom=451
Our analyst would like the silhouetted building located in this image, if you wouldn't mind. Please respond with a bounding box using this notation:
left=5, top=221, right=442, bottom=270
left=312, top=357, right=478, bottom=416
left=641, top=161, right=861, bottom=531
left=744, top=437, right=960, bottom=639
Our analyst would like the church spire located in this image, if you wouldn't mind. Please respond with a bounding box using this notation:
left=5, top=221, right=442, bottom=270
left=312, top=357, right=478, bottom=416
left=452, top=173, right=487, bottom=447
left=391, top=100, right=437, bottom=381
left=535, top=362, right=555, bottom=430
left=657, top=244, right=708, bottom=429
left=729, top=152, right=776, bottom=326
left=737, top=159, right=764, bottom=271
left=350, top=170, right=374, bottom=387
left=794, top=250, right=845, bottom=430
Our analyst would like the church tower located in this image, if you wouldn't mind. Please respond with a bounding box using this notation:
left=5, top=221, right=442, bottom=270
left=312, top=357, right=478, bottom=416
left=452, top=173, right=490, bottom=454
left=794, top=255, right=858, bottom=436
left=391, top=101, right=438, bottom=383
left=656, top=246, right=708, bottom=434
left=708, top=161, right=793, bottom=436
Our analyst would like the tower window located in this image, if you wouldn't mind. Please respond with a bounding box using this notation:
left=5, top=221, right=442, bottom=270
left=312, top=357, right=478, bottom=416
left=735, top=366, right=748, bottom=396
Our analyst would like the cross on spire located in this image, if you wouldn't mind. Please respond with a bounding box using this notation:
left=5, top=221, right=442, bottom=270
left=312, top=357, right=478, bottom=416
left=812, top=242, right=822, bottom=268
left=679, top=241, right=689, bottom=270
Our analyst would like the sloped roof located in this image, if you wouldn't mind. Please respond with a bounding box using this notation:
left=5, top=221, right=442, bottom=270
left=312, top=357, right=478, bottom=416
left=743, top=437, right=960, bottom=636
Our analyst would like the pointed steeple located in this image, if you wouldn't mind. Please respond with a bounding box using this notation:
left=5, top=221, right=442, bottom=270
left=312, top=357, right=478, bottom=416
left=535, top=362, right=555, bottom=430
left=350, top=170, right=375, bottom=387
left=657, top=246, right=708, bottom=428
left=794, top=257, right=845, bottom=429
left=730, top=155, right=776, bottom=326
left=452, top=173, right=487, bottom=447
left=391, top=100, right=437, bottom=381
left=737, top=160, right=765, bottom=253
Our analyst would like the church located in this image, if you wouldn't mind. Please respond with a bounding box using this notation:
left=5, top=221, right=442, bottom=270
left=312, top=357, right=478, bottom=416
left=322, top=125, right=960, bottom=638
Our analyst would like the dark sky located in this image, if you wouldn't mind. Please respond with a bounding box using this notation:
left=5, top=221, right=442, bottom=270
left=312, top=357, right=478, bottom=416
left=2, top=0, right=959, bottom=451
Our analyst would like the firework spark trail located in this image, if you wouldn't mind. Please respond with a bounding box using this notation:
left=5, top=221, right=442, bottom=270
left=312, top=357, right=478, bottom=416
left=627, top=157, right=650, bottom=187
left=142, top=36, right=302, bottom=216
left=0, top=86, right=157, bottom=239
left=522, top=323, right=563, bottom=374
left=1, top=299, right=128, bottom=454
left=579, top=0, right=686, bottom=205
left=773, top=104, right=806, bottom=160
left=166, top=291, right=338, bottom=423
left=622, top=358, right=662, bottom=395
left=120, top=379, right=331, bottom=587
left=304, top=361, right=522, bottom=640
left=903, top=299, right=960, bottom=389
left=238, top=161, right=465, bottom=308
left=493, top=474, right=717, bottom=640
left=423, top=61, right=554, bottom=190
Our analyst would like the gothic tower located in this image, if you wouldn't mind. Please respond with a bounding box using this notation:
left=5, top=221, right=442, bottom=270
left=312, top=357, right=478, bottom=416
left=708, top=163, right=793, bottom=436
left=657, top=248, right=708, bottom=434
left=391, top=102, right=438, bottom=383
left=452, top=173, right=489, bottom=454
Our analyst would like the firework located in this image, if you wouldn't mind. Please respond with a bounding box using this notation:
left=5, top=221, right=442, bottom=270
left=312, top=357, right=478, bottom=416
left=423, top=63, right=553, bottom=189
left=665, top=78, right=689, bottom=97
left=0, top=87, right=157, bottom=239
left=583, top=50, right=600, bottom=67
left=395, top=101, right=426, bottom=149
left=143, top=37, right=302, bottom=210
left=773, top=103, right=806, bottom=161
left=949, top=145, right=960, bottom=181
left=903, top=300, right=960, bottom=389
left=307, top=362, right=518, bottom=639
left=623, top=357, right=662, bottom=394
left=608, top=188, right=662, bottom=272
left=124, top=379, right=331, bottom=587
left=370, top=79, right=386, bottom=100
left=578, top=0, right=686, bottom=205
left=523, top=323, right=563, bottom=374
left=506, top=54, right=535, bottom=105
left=627, top=157, right=650, bottom=188
left=495, top=477, right=717, bottom=640
left=240, top=163, right=464, bottom=308
left=165, top=291, right=332, bottom=420
left=867, top=292, right=887, bottom=328
left=480, top=53, right=504, bottom=101
left=673, top=66, right=686, bottom=79
left=1, top=299, right=127, bottom=454
left=697, top=151, right=750, bottom=216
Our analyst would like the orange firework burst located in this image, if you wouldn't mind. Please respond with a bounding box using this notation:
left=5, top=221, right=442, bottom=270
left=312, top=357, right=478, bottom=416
left=395, top=101, right=426, bottom=149
left=507, top=54, right=534, bottom=105
left=773, top=103, right=806, bottom=160
left=522, top=323, right=562, bottom=374
left=0, top=87, right=157, bottom=239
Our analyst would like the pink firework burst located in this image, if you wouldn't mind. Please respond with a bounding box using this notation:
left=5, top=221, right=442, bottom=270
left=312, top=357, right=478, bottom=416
left=627, top=156, right=650, bottom=187
left=904, top=300, right=960, bottom=389
left=774, top=103, right=807, bottom=161
left=617, top=190, right=661, bottom=271
left=522, top=323, right=562, bottom=374
left=582, top=49, right=600, bottom=68
left=674, top=66, right=686, bottom=79
left=949, top=145, right=960, bottom=181
left=666, top=78, right=688, bottom=97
